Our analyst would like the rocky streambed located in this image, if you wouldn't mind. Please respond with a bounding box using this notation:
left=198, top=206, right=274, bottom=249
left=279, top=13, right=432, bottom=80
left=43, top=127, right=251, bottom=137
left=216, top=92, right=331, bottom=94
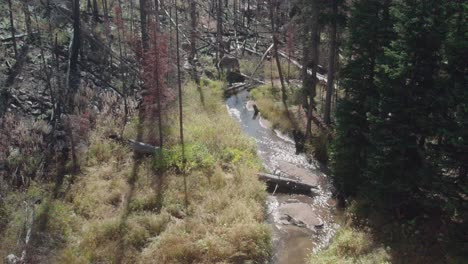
left=226, top=90, right=339, bottom=264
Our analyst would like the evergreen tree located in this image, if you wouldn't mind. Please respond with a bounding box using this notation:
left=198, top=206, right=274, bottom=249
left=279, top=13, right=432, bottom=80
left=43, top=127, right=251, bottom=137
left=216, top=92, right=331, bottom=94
left=332, top=0, right=394, bottom=199
left=364, top=0, right=450, bottom=210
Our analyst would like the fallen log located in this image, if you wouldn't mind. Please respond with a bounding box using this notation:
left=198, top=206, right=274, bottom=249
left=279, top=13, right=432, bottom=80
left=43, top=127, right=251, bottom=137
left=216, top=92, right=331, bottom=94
left=109, top=135, right=160, bottom=155
left=241, top=73, right=265, bottom=85
left=277, top=51, right=327, bottom=83
left=258, top=172, right=317, bottom=193
left=225, top=82, right=252, bottom=94
left=1, top=32, right=37, bottom=42
left=250, top=44, right=274, bottom=78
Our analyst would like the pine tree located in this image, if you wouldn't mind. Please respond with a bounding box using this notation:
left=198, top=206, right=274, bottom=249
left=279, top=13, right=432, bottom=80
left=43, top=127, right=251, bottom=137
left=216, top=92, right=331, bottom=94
left=332, top=0, right=394, bottom=199
left=363, top=0, right=451, bottom=210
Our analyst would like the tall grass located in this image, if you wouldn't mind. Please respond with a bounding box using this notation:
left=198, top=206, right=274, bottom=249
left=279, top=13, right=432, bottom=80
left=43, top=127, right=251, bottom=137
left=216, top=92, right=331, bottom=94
left=50, top=80, right=271, bottom=263
left=309, top=227, right=391, bottom=264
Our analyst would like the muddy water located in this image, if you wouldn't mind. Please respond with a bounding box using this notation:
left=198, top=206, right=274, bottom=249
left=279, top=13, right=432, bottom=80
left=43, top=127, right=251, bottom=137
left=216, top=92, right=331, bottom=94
left=226, top=90, right=339, bottom=264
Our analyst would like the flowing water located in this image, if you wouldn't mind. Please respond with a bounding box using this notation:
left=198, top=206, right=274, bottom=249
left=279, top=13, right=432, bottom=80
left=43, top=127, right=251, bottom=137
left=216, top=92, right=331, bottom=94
left=226, top=90, right=340, bottom=264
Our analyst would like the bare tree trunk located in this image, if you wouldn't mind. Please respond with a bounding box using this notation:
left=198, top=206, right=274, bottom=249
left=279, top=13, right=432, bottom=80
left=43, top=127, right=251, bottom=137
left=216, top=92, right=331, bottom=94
left=153, top=0, right=164, bottom=148
left=324, top=0, right=337, bottom=125
left=67, top=0, right=81, bottom=100
left=216, top=0, right=223, bottom=75
left=92, top=0, right=99, bottom=22
left=174, top=0, right=188, bottom=211
left=117, top=0, right=128, bottom=132
left=305, top=0, right=320, bottom=140
left=268, top=0, right=288, bottom=112
left=189, top=0, right=204, bottom=105
left=21, top=1, right=32, bottom=38
left=140, top=0, right=149, bottom=50
left=7, top=0, right=17, bottom=58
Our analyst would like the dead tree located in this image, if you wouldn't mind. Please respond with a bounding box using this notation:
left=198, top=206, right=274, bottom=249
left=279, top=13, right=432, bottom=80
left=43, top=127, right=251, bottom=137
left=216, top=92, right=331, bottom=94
left=174, top=0, right=188, bottom=211
left=67, top=0, right=81, bottom=98
left=324, top=0, right=338, bottom=125
left=21, top=1, right=32, bottom=38
left=7, top=0, right=18, bottom=58
left=189, top=0, right=205, bottom=105
left=216, top=0, right=224, bottom=74
left=152, top=0, right=164, bottom=148
left=140, top=0, right=149, bottom=50
left=268, top=0, right=289, bottom=113
left=92, top=0, right=99, bottom=22
left=305, top=0, right=320, bottom=140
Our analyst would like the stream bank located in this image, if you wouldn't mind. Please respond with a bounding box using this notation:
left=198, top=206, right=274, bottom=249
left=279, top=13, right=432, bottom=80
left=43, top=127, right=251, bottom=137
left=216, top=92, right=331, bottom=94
left=226, top=90, right=339, bottom=264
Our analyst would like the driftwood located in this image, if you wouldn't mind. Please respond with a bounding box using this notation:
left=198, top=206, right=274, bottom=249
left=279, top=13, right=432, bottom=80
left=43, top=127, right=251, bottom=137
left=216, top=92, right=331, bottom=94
left=258, top=172, right=317, bottom=193
left=109, top=135, right=160, bottom=155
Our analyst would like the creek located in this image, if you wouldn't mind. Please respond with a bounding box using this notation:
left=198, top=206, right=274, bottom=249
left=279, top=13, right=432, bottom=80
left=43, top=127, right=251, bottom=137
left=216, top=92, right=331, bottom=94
left=226, top=90, right=340, bottom=264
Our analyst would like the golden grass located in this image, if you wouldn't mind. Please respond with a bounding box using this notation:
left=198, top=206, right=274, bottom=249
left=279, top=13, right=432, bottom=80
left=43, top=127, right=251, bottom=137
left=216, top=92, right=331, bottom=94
left=48, top=80, right=271, bottom=263
left=309, top=227, right=391, bottom=264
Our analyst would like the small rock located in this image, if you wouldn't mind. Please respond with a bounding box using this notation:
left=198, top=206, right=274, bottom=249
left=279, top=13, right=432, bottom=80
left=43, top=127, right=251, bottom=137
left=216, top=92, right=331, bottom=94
left=285, top=198, right=300, bottom=204
left=314, top=222, right=324, bottom=229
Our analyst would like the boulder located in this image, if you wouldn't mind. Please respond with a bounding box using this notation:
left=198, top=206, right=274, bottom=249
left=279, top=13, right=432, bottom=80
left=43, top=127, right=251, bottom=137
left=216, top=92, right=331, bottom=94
left=278, top=203, right=323, bottom=229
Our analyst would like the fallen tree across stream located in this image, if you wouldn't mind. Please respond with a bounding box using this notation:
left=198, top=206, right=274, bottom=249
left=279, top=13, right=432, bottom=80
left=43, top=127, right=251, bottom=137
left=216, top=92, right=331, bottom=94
left=257, top=172, right=317, bottom=193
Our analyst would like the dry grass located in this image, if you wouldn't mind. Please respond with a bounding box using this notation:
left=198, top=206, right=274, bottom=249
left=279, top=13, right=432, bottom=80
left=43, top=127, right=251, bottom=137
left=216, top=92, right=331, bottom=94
left=309, top=227, right=391, bottom=264
left=49, top=80, right=271, bottom=263
left=1, top=80, right=270, bottom=263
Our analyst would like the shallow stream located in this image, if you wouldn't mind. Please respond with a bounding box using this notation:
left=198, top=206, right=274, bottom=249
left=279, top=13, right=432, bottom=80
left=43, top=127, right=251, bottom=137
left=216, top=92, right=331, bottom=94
left=226, top=90, right=339, bottom=264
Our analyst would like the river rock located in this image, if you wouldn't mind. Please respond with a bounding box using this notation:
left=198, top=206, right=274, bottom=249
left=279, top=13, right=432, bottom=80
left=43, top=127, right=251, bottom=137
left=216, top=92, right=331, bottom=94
left=277, top=161, right=319, bottom=187
left=285, top=198, right=300, bottom=204
left=279, top=203, right=323, bottom=229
